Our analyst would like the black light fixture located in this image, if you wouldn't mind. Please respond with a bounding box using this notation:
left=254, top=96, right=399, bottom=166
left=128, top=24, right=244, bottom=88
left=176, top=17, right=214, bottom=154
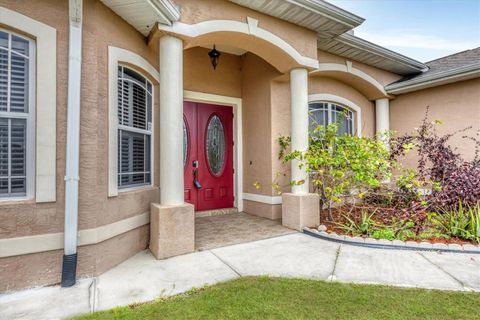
left=208, top=45, right=221, bottom=70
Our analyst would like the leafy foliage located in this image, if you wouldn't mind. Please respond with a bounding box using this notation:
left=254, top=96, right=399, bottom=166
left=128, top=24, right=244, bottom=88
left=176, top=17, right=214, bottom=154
left=390, top=107, right=480, bottom=209
left=277, top=121, right=391, bottom=219
left=430, top=202, right=480, bottom=243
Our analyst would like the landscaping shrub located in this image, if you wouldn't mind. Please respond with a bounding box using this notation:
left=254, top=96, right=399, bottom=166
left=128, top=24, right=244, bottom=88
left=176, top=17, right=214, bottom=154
left=390, top=107, right=480, bottom=209
left=277, top=120, right=391, bottom=220
left=274, top=107, right=479, bottom=244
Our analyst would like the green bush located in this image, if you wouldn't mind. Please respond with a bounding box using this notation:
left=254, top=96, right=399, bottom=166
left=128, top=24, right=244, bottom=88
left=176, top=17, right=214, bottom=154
left=278, top=121, right=391, bottom=220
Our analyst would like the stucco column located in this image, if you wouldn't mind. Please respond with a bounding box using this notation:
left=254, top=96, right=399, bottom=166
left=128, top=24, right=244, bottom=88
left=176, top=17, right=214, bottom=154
left=282, top=68, right=319, bottom=231
left=152, top=35, right=194, bottom=260
left=375, top=98, right=390, bottom=139
left=290, top=68, right=309, bottom=194
left=159, top=35, right=184, bottom=205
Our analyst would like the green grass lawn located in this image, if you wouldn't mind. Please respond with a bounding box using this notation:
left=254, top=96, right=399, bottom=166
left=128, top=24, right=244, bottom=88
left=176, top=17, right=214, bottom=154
left=75, top=277, right=480, bottom=320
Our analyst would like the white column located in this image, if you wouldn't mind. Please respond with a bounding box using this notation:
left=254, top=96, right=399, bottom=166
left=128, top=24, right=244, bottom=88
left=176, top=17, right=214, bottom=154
left=375, top=98, right=390, bottom=143
left=290, top=68, right=309, bottom=194
left=160, top=35, right=184, bottom=205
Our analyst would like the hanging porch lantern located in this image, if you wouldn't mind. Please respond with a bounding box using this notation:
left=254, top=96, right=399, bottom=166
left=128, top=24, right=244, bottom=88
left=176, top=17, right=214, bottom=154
left=208, top=45, right=221, bottom=70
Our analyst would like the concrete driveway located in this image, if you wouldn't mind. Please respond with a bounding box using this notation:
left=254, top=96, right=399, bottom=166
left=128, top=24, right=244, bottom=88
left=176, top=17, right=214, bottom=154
left=1, top=232, right=479, bottom=320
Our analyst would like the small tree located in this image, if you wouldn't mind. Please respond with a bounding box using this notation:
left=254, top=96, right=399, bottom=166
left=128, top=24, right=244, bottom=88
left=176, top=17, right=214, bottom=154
left=277, top=122, right=392, bottom=220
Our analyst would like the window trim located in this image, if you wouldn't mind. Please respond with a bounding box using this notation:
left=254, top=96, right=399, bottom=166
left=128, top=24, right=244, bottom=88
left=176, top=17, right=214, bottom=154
left=0, top=28, right=36, bottom=201
left=308, top=94, right=362, bottom=137
left=117, top=65, right=153, bottom=192
left=0, top=6, right=57, bottom=203
left=108, top=46, right=159, bottom=197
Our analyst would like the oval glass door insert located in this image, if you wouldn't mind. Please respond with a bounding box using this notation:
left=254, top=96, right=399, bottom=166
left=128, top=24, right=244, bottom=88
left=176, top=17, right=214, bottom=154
left=206, top=115, right=225, bottom=176
left=183, top=118, right=188, bottom=167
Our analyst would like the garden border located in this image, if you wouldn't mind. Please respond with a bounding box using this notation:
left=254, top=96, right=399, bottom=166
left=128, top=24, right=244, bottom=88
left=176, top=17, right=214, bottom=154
left=303, top=227, right=480, bottom=254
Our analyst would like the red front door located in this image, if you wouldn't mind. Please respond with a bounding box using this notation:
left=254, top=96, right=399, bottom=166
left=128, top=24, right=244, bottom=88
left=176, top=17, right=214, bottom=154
left=183, top=102, right=234, bottom=211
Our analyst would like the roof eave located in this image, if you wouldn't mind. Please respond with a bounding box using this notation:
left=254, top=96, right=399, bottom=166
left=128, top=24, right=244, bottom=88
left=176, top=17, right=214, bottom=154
left=148, top=0, right=180, bottom=25
left=336, top=33, right=428, bottom=73
left=386, top=62, right=480, bottom=94
left=291, top=0, right=365, bottom=29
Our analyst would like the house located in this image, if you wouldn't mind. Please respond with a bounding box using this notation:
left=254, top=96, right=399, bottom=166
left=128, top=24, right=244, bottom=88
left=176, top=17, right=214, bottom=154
left=0, top=0, right=478, bottom=292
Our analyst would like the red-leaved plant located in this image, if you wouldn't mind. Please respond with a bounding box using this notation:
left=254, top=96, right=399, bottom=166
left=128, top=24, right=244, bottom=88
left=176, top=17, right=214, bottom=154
left=390, top=107, right=480, bottom=209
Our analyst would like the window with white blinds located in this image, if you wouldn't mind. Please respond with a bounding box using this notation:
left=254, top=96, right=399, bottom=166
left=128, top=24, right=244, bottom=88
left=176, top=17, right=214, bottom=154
left=0, top=30, right=34, bottom=199
left=309, top=102, right=354, bottom=136
left=117, top=66, right=152, bottom=189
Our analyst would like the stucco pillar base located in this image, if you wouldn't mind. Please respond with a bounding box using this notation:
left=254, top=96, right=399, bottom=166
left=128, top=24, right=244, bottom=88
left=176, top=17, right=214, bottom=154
left=150, top=202, right=194, bottom=259
left=281, top=193, right=320, bottom=231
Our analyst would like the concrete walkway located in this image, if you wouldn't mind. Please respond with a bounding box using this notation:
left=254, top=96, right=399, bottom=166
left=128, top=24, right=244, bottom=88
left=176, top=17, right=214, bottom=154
left=1, top=233, right=479, bottom=320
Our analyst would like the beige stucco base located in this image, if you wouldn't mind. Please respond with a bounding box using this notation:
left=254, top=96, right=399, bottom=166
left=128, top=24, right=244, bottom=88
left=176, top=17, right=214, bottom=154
left=0, top=225, right=149, bottom=292
left=149, top=203, right=195, bottom=259
left=281, top=193, right=319, bottom=231
left=243, top=200, right=282, bottom=220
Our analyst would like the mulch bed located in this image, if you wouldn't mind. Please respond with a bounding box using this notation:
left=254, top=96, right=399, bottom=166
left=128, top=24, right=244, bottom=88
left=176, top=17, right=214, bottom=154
left=317, top=206, right=476, bottom=246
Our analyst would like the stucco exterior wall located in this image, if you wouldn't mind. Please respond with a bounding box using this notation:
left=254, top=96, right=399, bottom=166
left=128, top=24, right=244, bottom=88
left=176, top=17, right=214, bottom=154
left=317, top=50, right=402, bottom=86
left=0, top=0, right=158, bottom=291
left=390, top=78, right=480, bottom=166
left=184, top=47, right=242, bottom=97
left=0, top=0, right=68, bottom=239
left=241, top=53, right=280, bottom=197
left=172, top=0, right=318, bottom=60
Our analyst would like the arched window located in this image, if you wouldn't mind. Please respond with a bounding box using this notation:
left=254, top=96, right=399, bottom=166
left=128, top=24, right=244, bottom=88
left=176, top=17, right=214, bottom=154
left=117, top=66, right=153, bottom=189
left=0, top=29, right=35, bottom=199
left=309, top=102, right=354, bottom=136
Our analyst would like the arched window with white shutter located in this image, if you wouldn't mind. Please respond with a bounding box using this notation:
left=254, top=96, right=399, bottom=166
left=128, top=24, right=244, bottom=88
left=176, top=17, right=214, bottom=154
left=0, top=29, right=35, bottom=199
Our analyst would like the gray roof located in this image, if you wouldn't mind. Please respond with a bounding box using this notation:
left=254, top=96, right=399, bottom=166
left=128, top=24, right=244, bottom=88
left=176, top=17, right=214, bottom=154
left=398, top=47, right=480, bottom=83
left=386, top=47, right=480, bottom=94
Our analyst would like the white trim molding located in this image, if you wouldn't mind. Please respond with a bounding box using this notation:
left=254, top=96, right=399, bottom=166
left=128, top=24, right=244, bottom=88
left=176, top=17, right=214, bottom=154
left=0, top=6, right=57, bottom=202
left=0, top=212, right=149, bottom=258
left=310, top=62, right=389, bottom=99
left=158, top=20, right=319, bottom=71
left=243, top=192, right=282, bottom=205
left=183, top=90, right=243, bottom=212
left=308, top=93, right=362, bottom=137
left=108, top=46, right=159, bottom=197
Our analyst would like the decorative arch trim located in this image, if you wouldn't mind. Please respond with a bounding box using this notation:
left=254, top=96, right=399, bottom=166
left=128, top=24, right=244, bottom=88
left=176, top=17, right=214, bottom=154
left=158, top=20, right=319, bottom=70
left=308, top=93, right=362, bottom=137
left=0, top=6, right=57, bottom=202
left=108, top=46, right=159, bottom=197
left=310, top=63, right=389, bottom=99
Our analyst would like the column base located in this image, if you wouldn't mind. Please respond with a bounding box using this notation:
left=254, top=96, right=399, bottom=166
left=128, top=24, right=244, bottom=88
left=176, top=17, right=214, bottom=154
left=150, top=202, right=195, bottom=259
left=281, top=193, right=319, bottom=231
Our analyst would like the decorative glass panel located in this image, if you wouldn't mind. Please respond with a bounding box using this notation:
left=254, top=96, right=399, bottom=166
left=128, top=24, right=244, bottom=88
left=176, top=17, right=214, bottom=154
left=183, top=119, right=188, bottom=167
left=206, top=115, right=225, bottom=176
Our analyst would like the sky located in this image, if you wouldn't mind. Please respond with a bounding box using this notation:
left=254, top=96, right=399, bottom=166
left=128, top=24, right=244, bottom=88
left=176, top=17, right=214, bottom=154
left=327, top=0, right=480, bottom=62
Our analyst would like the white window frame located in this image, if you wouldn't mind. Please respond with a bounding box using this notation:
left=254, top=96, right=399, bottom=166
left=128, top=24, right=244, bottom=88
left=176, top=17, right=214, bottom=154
left=0, top=6, right=57, bottom=203
left=308, top=102, right=354, bottom=136
left=108, top=46, right=159, bottom=197
left=308, top=94, right=362, bottom=137
left=0, top=28, right=35, bottom=201
left=117, top=65, right=153, bottom=191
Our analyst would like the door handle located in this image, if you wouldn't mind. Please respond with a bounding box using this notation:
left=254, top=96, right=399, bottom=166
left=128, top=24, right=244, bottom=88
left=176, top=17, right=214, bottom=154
left=193, top=160, right=202, bottom=189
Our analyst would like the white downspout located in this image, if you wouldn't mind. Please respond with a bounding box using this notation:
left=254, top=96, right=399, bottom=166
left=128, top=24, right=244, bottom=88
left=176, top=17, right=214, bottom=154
left=62, top=0, right=83, bottom=287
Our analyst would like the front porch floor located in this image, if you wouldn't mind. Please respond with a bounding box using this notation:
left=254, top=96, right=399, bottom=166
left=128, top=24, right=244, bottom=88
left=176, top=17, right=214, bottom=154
left=195, top=212, right=295, bottom=251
